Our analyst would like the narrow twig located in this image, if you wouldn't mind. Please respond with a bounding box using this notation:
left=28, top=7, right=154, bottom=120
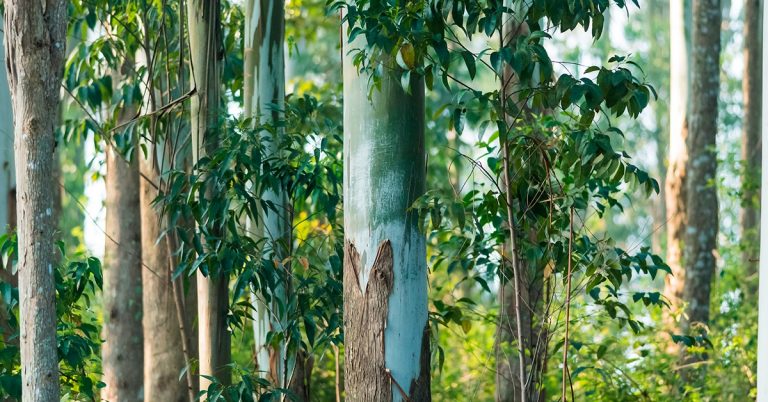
left=561, top=207, right=575, bottom=401
left=165, top=229, right=197, bottom=402
left=333, top=343, right=341, bottom=402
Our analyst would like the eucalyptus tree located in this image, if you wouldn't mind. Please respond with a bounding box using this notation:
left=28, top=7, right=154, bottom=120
left=187, top=0, right=231, bottom=390
left=337, top=1, right=662, bottom=401
left=756, top=0, right=768, bottom=395
left=101, top=62, right=143, bottom=402
left=495, top=3, right=547, bottom=401
left=3, top=1, right=68, bottom=400
left=741, top=0, right=762, bottom=281
left=680, top=0, right=721, bottom=370
left=341, top=5, right=430, bottom=402
left=663, top=0, right=692, bottom=336
left=243, top=0, right=274, bottom=381
left=243, top=0, right=310, bottom=395
left=128, top=3, right=198, bottom=399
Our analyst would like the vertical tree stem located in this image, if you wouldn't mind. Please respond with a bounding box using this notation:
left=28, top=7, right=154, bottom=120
left=499, top=20, right=527, bottom=402
left=561, top=207, right=575, bottom=402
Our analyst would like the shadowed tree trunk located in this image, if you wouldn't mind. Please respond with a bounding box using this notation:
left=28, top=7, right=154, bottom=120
left=495, top=5, right=548, bottom=401
left=740, top=0, right=762, bottom=294
left=3, top=1, right=68, bottom=400
left=138, top=35, right=197, bottom=400
left=102, top=64, right=144, bottom=401
left=140, top=156, right=191, bottom=402
left=188, top=0, right=231, bottom=391
left=680, top=0, right=721, bottom=372
left=342, top=6, right=431, bottom=401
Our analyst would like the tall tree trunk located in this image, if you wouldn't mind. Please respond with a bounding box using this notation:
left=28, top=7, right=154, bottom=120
left=342, top=12, right=431, bottom=402
left=663, top=0, right=692, bottom=339
left=140, top=156, right=191, bottom=402
left=243, top=0, right=277, bottom=382
left=188, top=0, right=231, bottom=391
left=754, top=1, right=768, bottom=397
left=102, top=71, right=144, bottom=401
left=3, top=2, right=67, bottom=400
left=495, top=5, right=547, bottom=401
left=138, top=34, right=198, bottom=401
left=741, top=0, right=762, bottom=292
left=680, top=0, right=721, bottom=368
left=244, top=2, right=309, bottom=396
left=646, top=0, right=670, bottom=256
left=244, top=0, right=279, bottom=385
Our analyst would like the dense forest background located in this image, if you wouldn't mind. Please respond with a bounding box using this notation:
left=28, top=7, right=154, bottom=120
left=0, top=0, right=762, bottom=401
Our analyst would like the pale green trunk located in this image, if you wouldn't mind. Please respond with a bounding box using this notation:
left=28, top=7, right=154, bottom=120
left=244, top=0, right=293, bottom=389
left=342, top=19, right=430, bottom=402
left=0, top=12, right=17, bottom=351
left=755, top=1, right=768, bottom=396
left=0, top=17, right=13, bottom=236
left=188, top=0, right=231, bottom=391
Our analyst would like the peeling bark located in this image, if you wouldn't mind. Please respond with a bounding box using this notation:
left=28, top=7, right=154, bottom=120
left=244, top=1, right=300, bottom=393
left=343, top=241, right=394, bottom=402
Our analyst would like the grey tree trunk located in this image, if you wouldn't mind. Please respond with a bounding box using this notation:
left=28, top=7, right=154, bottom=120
left=740, top=0, right=762, bottom=288
left=342, top=11, right=431, bottom=401
left=187, top=0, right=231, bottom=391
left=102, top=71, right=143, bottom=401
left=663, top=0, right=692, bottom=342
left=3, top=2, right=68, bottom=401
left=681, top=0, right=721, bottom=367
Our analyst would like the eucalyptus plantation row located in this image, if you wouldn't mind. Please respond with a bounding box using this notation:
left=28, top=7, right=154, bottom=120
left=0, top=0, right=761, bottom=401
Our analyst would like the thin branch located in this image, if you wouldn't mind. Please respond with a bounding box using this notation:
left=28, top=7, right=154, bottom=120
left=561, top=207, right=575, bottom=402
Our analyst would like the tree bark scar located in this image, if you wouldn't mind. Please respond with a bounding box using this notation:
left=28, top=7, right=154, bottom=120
left=408, top=323, right=431, bottom=401
left=344, top=239, right=393, bottom=401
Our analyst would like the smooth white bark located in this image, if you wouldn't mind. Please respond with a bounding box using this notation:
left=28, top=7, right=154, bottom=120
left=756, top=0, right=768, bottom=397
left=245, top=0, right=292, bottom=386
left=343, top=28, right=428, bottom=400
